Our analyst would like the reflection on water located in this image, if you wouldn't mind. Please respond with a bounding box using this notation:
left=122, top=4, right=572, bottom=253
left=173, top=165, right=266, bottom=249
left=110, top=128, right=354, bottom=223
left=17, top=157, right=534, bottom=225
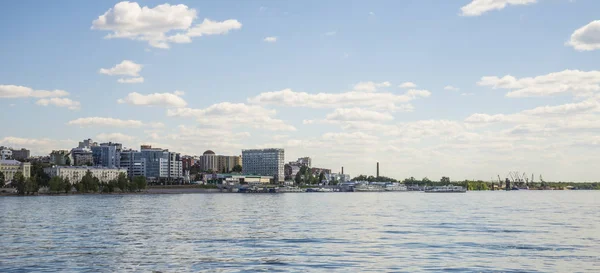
left=1, top=191, right=599, bottom=272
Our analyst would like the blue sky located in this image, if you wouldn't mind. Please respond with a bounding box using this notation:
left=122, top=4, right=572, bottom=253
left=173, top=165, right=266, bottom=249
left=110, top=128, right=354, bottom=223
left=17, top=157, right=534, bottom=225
left=1, top=0, right=600, bottom=181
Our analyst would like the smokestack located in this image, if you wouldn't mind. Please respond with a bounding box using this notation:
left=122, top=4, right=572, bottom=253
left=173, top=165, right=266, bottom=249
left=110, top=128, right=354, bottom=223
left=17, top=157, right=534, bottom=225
left=341, top=166, right=344, bottom=174
left=377, top=162, right=379, bottom=177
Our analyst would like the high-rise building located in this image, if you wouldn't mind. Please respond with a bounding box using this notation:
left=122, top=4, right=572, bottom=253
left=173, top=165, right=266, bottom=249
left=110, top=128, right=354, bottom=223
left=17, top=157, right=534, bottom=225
left=297, top=157, right=311, bottom=168
left=199, top=150, right=242, bottom=173
left=120, top=149, right=147, bottom=178
left=71, top=148, right=94, bottom=166
left=199, top=150, right=218, bottom=171
left=49, top=150, right=72, bottom=166
left=242, top=148, right=284, bottom=182
left=91, top=142, right=122, bottom=168
left=78, top=138, right=97, bottom=149
left=138, top=145, right=182, bottom=181
left=11, top=148, right=30, bottom=161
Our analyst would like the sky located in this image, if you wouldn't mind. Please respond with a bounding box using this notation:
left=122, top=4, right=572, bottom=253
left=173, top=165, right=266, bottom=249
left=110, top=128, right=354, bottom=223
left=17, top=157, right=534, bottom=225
left=1, top=0, right=600, bottom=182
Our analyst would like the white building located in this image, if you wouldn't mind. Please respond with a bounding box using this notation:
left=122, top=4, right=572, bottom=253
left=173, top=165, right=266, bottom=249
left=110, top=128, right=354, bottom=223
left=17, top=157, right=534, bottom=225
left=242, top=148, right=284, bottom=183
left=44, top=166, right=127, bottom=184
left=0, top=160, right=31, bottom=182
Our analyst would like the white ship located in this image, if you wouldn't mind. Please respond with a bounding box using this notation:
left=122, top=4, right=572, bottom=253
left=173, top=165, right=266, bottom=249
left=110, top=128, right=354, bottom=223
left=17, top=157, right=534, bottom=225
left=424, top=185, right=466, bottom=193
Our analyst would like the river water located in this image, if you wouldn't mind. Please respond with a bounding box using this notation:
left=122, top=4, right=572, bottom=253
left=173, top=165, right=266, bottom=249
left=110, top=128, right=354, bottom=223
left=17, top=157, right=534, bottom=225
left=0, top=191, right=598, bottom=272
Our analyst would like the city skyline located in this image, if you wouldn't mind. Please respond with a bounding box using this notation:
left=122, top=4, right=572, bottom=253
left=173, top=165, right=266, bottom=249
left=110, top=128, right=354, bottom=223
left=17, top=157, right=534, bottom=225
left=1, top=0, right=600, bottom=181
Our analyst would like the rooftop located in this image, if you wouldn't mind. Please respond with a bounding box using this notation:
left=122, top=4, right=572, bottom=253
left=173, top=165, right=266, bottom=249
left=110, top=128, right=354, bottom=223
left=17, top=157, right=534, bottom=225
left=0, top=160, right=27, bottom=165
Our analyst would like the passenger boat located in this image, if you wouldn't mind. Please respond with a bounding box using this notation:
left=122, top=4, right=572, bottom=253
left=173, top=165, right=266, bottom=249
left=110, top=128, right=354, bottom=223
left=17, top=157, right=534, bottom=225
left=279, top=186, right=304, bottom=193
left=424, top=185, right=466, bottom=193
left=384, top=184, right=408, bottom=191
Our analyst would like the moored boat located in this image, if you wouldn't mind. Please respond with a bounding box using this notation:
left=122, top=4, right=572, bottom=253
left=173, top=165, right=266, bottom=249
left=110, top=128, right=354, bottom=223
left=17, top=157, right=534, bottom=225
left=424, top=185, right=466, bottom=193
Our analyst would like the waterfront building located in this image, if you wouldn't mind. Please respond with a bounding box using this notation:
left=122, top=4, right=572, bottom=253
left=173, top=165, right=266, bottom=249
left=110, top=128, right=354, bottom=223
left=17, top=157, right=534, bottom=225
left=44, top=166, right=127, bottom=184
left=198, top=150, right=241, bottom=173
left=91, top=142, right=122, bottom=168
left=49, top=150, right=72, bottom=166
left=139, top=145, right=182, bottom=181
left=181, top=156, right=196, bottom=172
left=199, top=150, right=218, bottom=171
left=0, top=160, right=31, bottom=182
left=71, top=148, right=94, bottom=166
left=119, top=149, right=147, bottom=178
left=218, top=155, right=241, bottom=173
left=242, top=148, right=284, bottom=183
left=284, top=157, right=313, bottom=180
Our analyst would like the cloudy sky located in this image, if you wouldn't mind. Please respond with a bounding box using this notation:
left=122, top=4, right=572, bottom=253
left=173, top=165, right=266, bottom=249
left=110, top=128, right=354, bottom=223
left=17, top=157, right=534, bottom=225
left=1, top=0, right=599, bottom=182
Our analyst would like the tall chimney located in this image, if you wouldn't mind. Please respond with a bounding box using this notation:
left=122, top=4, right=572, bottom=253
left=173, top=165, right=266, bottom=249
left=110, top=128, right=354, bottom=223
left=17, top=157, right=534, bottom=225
left=377, top=162, right=379, bottom=177
left=341, top=166, right=344, bottom=175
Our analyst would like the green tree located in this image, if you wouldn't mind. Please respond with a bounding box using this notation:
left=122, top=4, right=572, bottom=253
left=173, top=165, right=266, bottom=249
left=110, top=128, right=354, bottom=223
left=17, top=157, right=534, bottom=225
left=422, top=177, right=431, bottom=183
left=128, top=179, right=138, bottom=192
left=117, top=173, right=128, bottom=192
left=134, top=176, right=147, bottom=191
left=13, top=172, right=26, bottom=195
left=319, top=172, right=325, bottom=184
left=105, top=179, right=116, bottom=193
left=0, top=171, right=5, bottom=188
left=30, top=162, right=50, bottom=187
left=65, top=157, right=71, bottom=166
left=63, top=177, right=71, bottom=193
left=78, top=170, right=95, bottom=193
left=441, top=176, right=450, bottom=184
left=25, top=176, right=39, bottom=195
left=294, top=172, right=302, bottom=185
left=49, top=176, right=64, bottom=194
left=232, top=165, right=242, bottom=173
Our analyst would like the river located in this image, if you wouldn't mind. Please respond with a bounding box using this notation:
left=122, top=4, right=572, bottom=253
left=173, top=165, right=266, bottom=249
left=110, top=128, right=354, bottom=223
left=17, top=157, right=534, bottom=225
left=0, top=191, right=598, bottom=272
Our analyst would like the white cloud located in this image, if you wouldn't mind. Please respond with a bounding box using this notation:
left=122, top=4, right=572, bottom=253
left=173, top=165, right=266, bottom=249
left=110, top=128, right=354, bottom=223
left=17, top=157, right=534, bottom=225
left=324, top=31, right=336, bottom=36
left=0, top=85, right=69, bottom=98
left=99, top=60, right=142, bottom=76
left=465, top=97, right=600, bottom=125
left=117, top=91, right=187, bottom=108
left=0, top=137, right=72, bottom=156
left=444, top=85, right=460, bottom=91
left=460, top=0, right=537, bottom=16
left=567, top=20, right=600, bottom=51
left=67, top=117, right=164, bottom=128
left=325, top=108, right=394, bottom=122
left=477, top=69, right=600, bottom=98
left=398, top=82, right=417, bottom=89
left=167, top=102, right=296, bottom=131
left=117, top=77, right=144, bottom=84
left=36, top=98, right=81, bottom=110
left=248, top=88, right=430, bottom=111
left=91, top=2, right=241, bottom=49
left=96, top=132, right=137, bottom=143
left=353, top=81, right=391, bottom=92
left=263, top=36, right=277, bottom=42
left=186, top=18, right=242, bottom=37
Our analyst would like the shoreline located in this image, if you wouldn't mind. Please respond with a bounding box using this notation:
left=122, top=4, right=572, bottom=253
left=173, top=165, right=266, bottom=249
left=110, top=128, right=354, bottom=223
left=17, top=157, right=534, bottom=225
left=1, top=186, right=597, bottom=197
